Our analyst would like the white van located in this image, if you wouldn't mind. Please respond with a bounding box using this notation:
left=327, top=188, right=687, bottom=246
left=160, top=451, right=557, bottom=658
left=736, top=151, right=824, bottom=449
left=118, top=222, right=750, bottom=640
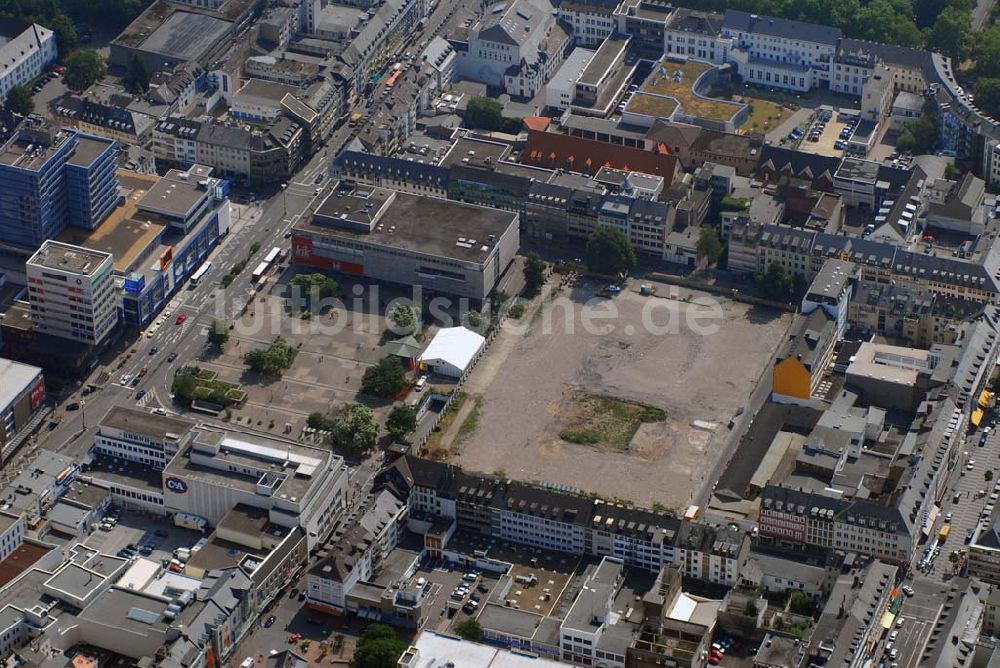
left=415, top=376, right=427, bottom=392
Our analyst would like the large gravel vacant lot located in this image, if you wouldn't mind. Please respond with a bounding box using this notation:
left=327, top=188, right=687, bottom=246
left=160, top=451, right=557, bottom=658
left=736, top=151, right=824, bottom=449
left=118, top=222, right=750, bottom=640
left=454, top=280, right=793, bottom=509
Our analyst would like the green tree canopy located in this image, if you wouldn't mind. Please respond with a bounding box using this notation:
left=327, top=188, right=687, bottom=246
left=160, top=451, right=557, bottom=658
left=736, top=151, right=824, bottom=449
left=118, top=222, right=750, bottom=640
left=60, top=0, right=149, bottom=31
left=523, top=252, right=545, bottom=296
left=4, top=85, right=33, bottom=116
left=757, top=260, right=795, bottom=301
left=352, top=624, right=407, bottom=668
left=49, top=13, right=77, bottom=56
left=207, top=320, right=230, bottom=348
left=926, top=6, right=971, bottom=62
left=386, top=404, right=417, bottom=441
left=124, top=54, right=149, bottom=94
left=454, top=618, right=482, bottom=641
left=586, top=227, right=636, bottom=277
left=697, top=225, right=723, bottom=266
left=390, top=303, right=420, bottom=335
left=464, top=96, right=503, bottom=131
left=244, top=337, right=298, bottom=375
left=974, top=78, right=1000, bottom=120
left=361, top=356, right=407, bottom=397
left=788, top=591, right=814, bottom=616
left=896, top=115, right=936, bottom=154
left=855, top=0, right=922, bottom=46
left=63, top=50, right=106, bottom=93
left=334, top=404, right=379, bottom=452
left=291, top=272, right=339, bottom=300
left=171, top=368, right=197, bottom=403
left=975, top=25, right=1000, bottom=78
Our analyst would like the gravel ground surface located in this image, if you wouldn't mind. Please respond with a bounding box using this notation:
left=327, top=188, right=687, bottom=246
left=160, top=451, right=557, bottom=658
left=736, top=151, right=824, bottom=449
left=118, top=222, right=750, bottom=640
left=454, top=279, right=793, bottom=509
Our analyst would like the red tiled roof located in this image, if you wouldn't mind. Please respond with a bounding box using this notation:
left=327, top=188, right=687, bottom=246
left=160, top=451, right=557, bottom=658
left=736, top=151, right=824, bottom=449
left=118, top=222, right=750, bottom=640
left=521, top=130, right=678, bottom=182
left=523, top=116, right=550, bottom=132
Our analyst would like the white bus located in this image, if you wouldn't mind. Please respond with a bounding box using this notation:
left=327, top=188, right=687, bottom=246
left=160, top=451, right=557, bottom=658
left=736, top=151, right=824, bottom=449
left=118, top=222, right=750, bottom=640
left=263, top=246, right=281, bottom=266
left=252, top=261, right=270, bottom=283
left=190, top=261, right=212, bottom=286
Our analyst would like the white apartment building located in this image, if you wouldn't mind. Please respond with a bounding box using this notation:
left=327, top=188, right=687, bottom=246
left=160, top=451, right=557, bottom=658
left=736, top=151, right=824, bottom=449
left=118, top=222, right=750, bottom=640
left=94, top=406, right=196, bottom=470
left=0, top=18, right=57, bottom=102
left=26, top=241, right=118, bottom=346
left=0, top=513, right=24, bottom=562
left=555, top=1, right=617, bottom=48
left=597, top=196, right=672, bottom=256
left=663, top=9, right=730, bottom=65
left=546, top=47, right=596, bottom=111
left=459, top=0, right=570, bottom=98
left=499, top=489, right=589, bottom=554
left=305, top=490, right=408, bottom=614
left=721, top=10, right=841, bottom=92
left=560, top=558, right=625, bottom=667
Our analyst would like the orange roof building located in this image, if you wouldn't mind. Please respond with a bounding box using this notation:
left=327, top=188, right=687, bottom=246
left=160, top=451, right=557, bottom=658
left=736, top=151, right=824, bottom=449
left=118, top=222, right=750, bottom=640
left=521, top=129, right=678, bottom=181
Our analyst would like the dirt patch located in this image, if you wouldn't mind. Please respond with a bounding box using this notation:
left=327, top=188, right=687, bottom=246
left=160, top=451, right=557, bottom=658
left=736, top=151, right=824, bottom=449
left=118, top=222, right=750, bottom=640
left=738, top=96, right=794, bottom=136
left=557, top=393, right=665, bottom=450
left=453, top=280, right=794, bottom=509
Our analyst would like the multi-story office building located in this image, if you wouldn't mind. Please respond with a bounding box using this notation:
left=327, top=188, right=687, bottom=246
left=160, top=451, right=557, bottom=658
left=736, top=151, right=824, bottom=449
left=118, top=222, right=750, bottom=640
left=557, top=0, right=618, bottom=48
left=0, top=358, right=44, bottom=463
left=727, top=222, right=1000, bottom=304
left=94, top=406, right=196, bottom=470
left=58, top=165, right=232, bottom=327
left=663, top=9, right=729, bottom=64
left=613, top=0, right=671, bottom=59
left=163, top=429, right=349, bottom=549
left=25, top=241, right=118, bottom=346
left=292, top=188, right=520, bottom=302
left=0, top=18, right=57, bottom=102
left=0, top=120, right=119, bottom=247
left=64, top=135, right=120, bottom=232
left=759, top=395, right=965, bottom=566
left=721, top=10, right=841, bottom=92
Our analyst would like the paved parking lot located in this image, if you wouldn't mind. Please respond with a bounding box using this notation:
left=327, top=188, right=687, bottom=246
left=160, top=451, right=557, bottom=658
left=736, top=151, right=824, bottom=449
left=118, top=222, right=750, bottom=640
left=83, top=508, right=204, bottom=563
left=797, top=116, right=849, bottom=157
left=888, top=579, right=949, bottom=668
left=418, top=562, right=495, bottom=632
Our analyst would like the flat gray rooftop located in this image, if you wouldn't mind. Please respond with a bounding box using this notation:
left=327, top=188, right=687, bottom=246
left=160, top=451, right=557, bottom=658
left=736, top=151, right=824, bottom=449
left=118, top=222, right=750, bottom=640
left=139, top=10, right=232, bottom=61
left=46, top=563, right=100, bottom=596
left=88, top=454, right=165, bottom=493
left=79, top=587, right=170, bottom=632
left=237, top=78, right=299, bottom=102
left=28, top=241, right=111, bottom=275
left=99, top=405, right=195, bottom=441
left=440, top=137, right=510, bottom=168
left=477, top=604, right=545, bottom=639
left=0, top=358, right=40, bottom=415
left=137, top=173, right=207, bottom=217
left=579, top=34, right=628, bottom=87
left=837, top=158, right=880, bottom=182
left=67, top=135, right=113, bottom=167
left=301, top=190, right=516, bottom=264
